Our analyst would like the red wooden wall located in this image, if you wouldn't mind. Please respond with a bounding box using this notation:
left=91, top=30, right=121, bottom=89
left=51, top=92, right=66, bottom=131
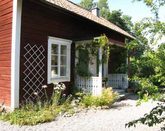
left=0, top=0, right=13, bottom=106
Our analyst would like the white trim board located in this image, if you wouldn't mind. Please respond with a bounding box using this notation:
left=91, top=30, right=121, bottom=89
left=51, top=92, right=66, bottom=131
left=11, top=0, right=23, bottom=110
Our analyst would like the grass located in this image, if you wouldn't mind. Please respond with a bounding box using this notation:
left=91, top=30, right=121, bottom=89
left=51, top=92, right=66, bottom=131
left=0, top=106, right=59, bottom=125
left=0, top=100, right=74, bottom=126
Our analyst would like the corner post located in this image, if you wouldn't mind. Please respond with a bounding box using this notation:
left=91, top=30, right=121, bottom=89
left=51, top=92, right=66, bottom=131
left=11, top=0, right=22, bottom=110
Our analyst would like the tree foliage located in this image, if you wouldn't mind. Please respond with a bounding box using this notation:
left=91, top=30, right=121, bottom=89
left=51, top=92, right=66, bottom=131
left=126, top=0, right=165, bottom=130
left=98, top=0, right=110, bottom=19
left=98, top=0, right=109, bottom=9
left=80, top=0, right=94, bottom=10
left=108, top=10, right=133, bottom=32
left=133, top=0, right=165, bottom=19
left=153, top=44, right=165, bottom=86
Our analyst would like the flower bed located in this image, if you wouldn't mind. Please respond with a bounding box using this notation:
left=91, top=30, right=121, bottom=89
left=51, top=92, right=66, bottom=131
left=0, top=84, right=118, bottom=126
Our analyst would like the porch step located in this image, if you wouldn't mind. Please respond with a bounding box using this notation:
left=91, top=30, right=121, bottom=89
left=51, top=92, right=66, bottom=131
left=113, top=89, right=133, bottom=101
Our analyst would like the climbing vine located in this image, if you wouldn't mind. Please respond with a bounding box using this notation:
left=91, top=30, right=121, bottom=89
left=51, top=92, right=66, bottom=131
left=76, top=34, right=111, bottom=77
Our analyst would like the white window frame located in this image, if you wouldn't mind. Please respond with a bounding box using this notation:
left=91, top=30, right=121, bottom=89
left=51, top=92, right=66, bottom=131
left=48, top=36, right=72, bottom=83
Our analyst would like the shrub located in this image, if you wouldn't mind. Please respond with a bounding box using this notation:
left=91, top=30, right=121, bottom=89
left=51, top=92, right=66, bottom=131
left=128, top=79, right=140, bottom=93
left=131, top=77, right=159, bottom=99
left=100, top=88, right=118, bottom=106
left=81, top=88, right=118, bottom=107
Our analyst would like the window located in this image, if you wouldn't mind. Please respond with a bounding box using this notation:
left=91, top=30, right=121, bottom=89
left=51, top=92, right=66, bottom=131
left=48, top=37, right=72, bottom=83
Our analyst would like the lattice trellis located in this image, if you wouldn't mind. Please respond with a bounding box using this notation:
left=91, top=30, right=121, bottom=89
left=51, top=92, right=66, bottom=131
left=23, top=44, right=45, bottom=101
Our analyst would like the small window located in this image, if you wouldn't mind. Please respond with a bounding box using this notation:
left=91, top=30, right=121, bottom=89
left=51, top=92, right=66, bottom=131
left=48, top=37, right=72, bottom=83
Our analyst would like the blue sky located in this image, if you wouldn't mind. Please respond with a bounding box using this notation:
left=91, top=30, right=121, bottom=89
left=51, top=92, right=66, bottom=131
left=71, top=0, right=165, bottom=22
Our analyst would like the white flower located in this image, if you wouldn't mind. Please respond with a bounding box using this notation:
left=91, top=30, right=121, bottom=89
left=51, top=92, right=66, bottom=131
left=53, top=82, right=66, bottom=91
left=34, top=92, right=38, bottom=96
left=61, top=83, right=66, bottom=90
left=42, top=85, right=48, bottom=89
left=62, top=94, right=66, bottom=97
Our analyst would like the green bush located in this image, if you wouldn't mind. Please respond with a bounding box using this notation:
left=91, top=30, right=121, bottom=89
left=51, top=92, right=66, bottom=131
left=131, top=77, right=159, bottom=104
left=128, top=79, right=140, bottom=93
left=136, top=78, right=158, bottom=98
left=81, top=88, right=118, bottom=107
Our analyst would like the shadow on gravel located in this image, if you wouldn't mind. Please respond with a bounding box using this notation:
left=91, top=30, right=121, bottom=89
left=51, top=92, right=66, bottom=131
left=111, top=102, right=132, bottom=110
left=118, top=93, right=139, bottom=101
left=110, top=94, right=139, bottom=110
left=124, top=94, right=139, bottom=100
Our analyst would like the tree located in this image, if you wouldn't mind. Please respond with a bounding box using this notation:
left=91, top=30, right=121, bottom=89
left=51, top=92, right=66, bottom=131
left=122, top=15, right=134, bottom=33
left=154, top=43, right=165, bottom=86
left=108, top=10, right=133, bottom=32
left=98, top=0, right=109, bottom=9
left=126, top=0, right=165, bottom=130
left=80, top=0, right=94, bottom=10
left=97, top=0, right=110, bottom=19
left=134, top=0, right=165, bottom=20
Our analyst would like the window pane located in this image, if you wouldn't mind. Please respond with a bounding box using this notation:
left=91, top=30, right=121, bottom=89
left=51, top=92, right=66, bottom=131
left=51, top=67, right=58, bottom=77
left=60, top=66, right=67, bottom=76
left=51, top=44, right=58, bottom=54
left=61, top=56, right=67, bottom=65
left=61, top=45, right=67, bottom=55
left=51, top=55, right=58, bottom=65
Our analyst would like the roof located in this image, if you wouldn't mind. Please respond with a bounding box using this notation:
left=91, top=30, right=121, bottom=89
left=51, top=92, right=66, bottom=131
left=43, top=0, right=135, bottom=39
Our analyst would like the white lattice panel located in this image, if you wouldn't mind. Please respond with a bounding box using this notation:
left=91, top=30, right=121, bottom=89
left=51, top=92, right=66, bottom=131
left=23, top=44, right=45, bottom=101
left=108, top=74, right=128, bottom=89
left=76, top=76, right=102, bottom=96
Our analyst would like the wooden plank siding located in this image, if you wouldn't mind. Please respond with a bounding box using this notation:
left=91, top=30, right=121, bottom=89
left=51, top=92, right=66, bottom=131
left=19, top=0, right=126, bottom=103
left=0, top=0, right=13, bottom=106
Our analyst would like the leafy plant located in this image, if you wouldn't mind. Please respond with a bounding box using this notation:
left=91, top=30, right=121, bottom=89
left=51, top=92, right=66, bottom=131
left=130, top=77, right=159, bottom=103
left=76, top=34, right=110, bottom=77
left=80, top=88, right=118, bottom=107
left=76, top=49, right=92, bottom=77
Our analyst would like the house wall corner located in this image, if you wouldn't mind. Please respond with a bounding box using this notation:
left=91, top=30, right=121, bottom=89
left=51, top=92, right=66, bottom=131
left=11, top=0, right=22, bottom=110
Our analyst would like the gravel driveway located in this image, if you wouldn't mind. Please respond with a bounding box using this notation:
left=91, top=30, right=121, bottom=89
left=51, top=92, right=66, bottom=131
left=0, top=95, right=164, bottom=131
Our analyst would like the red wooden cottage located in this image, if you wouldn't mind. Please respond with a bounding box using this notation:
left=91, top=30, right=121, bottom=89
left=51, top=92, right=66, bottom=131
left=0, top=0, right=134, bottom=109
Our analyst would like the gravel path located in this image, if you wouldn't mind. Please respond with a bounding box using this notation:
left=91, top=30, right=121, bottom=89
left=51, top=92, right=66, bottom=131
left=0, top=95, right=164, bottom=131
